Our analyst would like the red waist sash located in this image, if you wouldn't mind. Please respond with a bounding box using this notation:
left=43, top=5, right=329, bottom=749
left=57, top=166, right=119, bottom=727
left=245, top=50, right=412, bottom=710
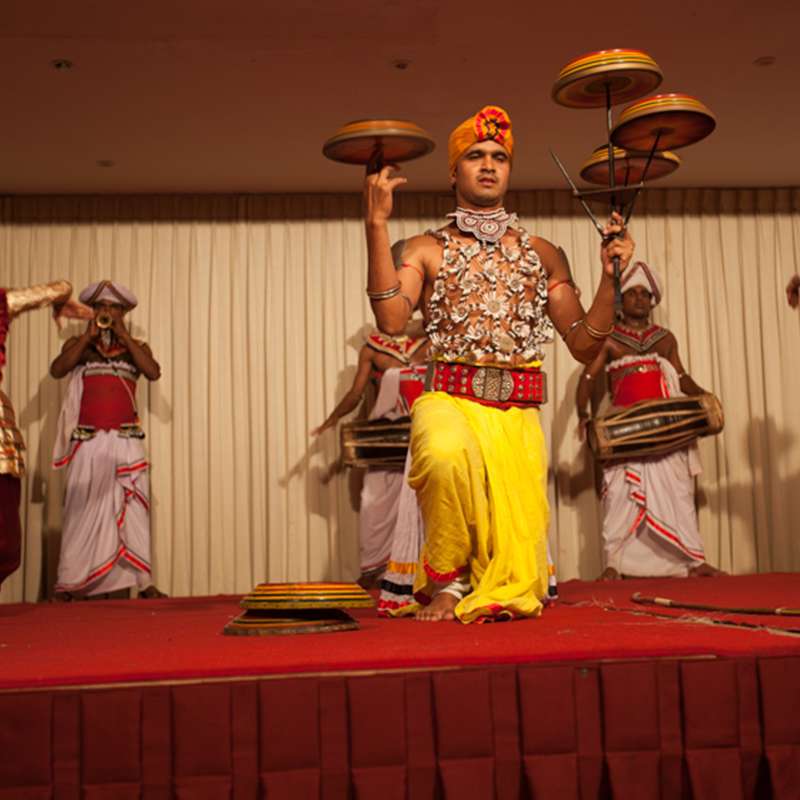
left=609, top=358, right=668, bottom=407
left=427, top=362, right=546, bottom=409
left=79, top=375, right=137, bottom=429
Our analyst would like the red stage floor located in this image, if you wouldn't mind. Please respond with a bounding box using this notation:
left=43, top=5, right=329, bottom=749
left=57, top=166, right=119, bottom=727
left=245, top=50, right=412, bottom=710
left=2, top=574, right=800, bottom=798
left=1, top=573, right=799, bottom=690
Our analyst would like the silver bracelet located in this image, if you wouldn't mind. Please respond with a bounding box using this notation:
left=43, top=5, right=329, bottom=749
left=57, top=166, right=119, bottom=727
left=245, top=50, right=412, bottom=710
left=561, top=317, right=582, bottom=341
left=366, top=284, right=401, bottom=301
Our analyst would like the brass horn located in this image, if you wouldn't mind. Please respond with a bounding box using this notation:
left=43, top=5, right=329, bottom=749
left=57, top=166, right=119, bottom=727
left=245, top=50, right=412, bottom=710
left=96, top=311, right=113, bottom=329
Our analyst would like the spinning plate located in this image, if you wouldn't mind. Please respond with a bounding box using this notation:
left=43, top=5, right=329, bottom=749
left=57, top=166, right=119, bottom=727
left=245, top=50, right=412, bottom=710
left=552, top=49, right=663, bottom=109
left=240, top=581, right=375, bottom=610
left=611, top=93, right=716, bottom=151
left=323, top=119, right=435, bottom=168
left=580, top=144, right=681, bottom=185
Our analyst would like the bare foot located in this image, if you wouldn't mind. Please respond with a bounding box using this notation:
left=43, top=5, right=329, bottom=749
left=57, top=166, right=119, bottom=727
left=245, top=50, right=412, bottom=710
left=688, top=562, right=727, bottom=578
left=598, top=567, right=621, bottom=581
left=416, top=592, right=458, bottom=622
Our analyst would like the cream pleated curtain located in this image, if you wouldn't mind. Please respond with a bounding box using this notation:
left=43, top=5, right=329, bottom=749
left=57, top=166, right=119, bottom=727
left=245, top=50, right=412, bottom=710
left=1, top=188, right=799, bottom=603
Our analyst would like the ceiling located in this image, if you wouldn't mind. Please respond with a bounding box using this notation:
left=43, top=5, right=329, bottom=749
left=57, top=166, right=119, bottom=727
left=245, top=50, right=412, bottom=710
left=1, top=0, right=796, bottom=194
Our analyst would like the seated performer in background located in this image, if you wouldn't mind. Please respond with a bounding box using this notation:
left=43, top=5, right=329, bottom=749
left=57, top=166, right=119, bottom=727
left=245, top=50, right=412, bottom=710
left=0, top=281, right=91, bottom=589
left=364, top=104, right=633, bottom=622
left=313, top=321, right=428, bottom=587
left=50, top=280, right=165, bottom=600
left=576, top=262, right=723, bottom=579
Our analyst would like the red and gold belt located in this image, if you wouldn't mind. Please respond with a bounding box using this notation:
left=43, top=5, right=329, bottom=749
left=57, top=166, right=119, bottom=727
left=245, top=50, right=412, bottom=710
left=425, top=362, right=546, bottom=409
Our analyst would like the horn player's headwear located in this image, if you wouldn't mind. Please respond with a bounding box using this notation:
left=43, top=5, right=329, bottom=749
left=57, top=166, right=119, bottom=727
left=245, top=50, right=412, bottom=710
left=79, top=280, right=138, bottom=310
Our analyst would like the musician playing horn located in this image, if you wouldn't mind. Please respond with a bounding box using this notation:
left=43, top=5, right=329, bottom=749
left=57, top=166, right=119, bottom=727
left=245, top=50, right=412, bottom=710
left=576, top=262, right=723, bottom=579
left=364, top=104, right=634, bottom=622
left=50, top=280, right=166, bottom=600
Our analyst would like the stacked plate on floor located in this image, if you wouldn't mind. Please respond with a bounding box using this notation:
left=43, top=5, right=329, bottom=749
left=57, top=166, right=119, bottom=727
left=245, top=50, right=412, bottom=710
left=223, top=582, right=375, bottom=636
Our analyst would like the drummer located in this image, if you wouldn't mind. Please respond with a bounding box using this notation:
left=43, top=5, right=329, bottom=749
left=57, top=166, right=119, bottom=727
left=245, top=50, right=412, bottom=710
left=363, top=104, right=634, bottom=622
left=576, top=261, right=723, bottom=579
left=312, top=318, right=429, bottom=588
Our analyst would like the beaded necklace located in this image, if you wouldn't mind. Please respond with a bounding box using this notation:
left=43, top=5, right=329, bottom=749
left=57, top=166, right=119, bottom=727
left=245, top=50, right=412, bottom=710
left=446, top=206, right=518, bottom=245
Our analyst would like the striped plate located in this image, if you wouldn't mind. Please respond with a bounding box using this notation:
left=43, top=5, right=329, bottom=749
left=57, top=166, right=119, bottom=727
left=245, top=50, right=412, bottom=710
left=323, top=119, right=435, bottom=165
left=552, top=49, right=662, bottom=109
left=240, top=581, right=375, bottom=610
left=580, top=144, right=681, bottom=185
left=611, top=93, right=716, bottom=151
left=223, top=608, right=360, bottom=636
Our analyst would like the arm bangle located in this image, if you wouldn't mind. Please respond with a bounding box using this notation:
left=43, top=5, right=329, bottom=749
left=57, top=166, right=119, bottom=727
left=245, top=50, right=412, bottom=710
left=547, top=279, right=575, bottom=295
left=366, top=284, right=401, bottom=301
left=399, top=262, right=425, bottom=281
left=581, top=318, right=614, bottom=339
left=561, top=317, right=582, bottom=342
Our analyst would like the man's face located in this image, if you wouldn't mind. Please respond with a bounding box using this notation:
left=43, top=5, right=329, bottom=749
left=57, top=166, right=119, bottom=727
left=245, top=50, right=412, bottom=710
left=452, top=140, right=510, bottom=208
left=93, top=300, right=127, bottom=322
left=621, top=286, right=652, bottom=320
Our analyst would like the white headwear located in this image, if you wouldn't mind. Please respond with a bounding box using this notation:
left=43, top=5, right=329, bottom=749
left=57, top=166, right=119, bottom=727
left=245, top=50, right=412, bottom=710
left=621, top=261, right=663, bottom=307
left=79, top=280, right=137, bottom=310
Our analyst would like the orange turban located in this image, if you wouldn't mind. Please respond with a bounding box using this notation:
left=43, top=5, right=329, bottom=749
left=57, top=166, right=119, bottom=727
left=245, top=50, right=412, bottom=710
left=448, top=105, right=514, bottom=174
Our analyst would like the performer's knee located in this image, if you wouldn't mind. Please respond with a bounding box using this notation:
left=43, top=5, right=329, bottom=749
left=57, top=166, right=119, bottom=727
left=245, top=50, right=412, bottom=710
left=413, top=427, right=473, bottom=489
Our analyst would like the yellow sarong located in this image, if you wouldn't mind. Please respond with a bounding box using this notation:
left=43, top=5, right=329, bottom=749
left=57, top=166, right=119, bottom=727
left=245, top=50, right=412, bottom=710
left=406, top=391, right=549, bottom=623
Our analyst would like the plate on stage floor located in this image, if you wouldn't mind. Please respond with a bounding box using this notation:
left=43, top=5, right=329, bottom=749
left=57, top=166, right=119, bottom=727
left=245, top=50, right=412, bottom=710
left=223, top=607, right=360, bottom=636
left=239, top=581, right=375, bottom=610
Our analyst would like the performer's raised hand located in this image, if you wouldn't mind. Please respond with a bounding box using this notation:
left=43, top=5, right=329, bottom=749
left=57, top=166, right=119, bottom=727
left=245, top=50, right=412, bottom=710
left=111, top=312, right=128, bottom=340
left=85, top=317, right=101, bottom=341
left=364, top=165, right=407, bottom=225
left=786, top=274, right=800, bottom=309
left=600, top=212, right=634, bottom=277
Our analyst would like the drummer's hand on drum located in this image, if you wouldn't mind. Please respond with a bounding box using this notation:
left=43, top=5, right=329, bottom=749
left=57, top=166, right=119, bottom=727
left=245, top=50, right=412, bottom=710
left=600, top=212, right=634, bottom=277
left=311, top=416, right=337, bottom=437
left=364, top=165, right=407, bottom=225
left=786, top=274, right=800, bottom=309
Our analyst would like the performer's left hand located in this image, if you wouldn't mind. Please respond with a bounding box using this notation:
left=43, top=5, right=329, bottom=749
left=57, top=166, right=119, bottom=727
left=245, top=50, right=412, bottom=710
left=111, top=314, right=129, bottom=340
left=600, top=212, right=634, bottom=277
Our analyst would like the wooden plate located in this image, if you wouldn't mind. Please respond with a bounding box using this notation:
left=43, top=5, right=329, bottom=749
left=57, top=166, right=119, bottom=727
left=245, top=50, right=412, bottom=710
left=552, top=49, right=662, bottom=109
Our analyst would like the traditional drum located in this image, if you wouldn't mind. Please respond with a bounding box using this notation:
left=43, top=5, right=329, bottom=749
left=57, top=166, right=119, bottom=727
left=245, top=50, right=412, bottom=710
left=580, top=144, right=681, bottom=186
left=552, top=49, right=663, bottom=109
left=588, top=393, right=723, bottom=462
left=341, top=416, right=411, bottom=469
left=611, top=93, right=716, bottom=152
left=223, top=581, right=374, bottom=636
left=322, top=119, right=435, bottom=174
